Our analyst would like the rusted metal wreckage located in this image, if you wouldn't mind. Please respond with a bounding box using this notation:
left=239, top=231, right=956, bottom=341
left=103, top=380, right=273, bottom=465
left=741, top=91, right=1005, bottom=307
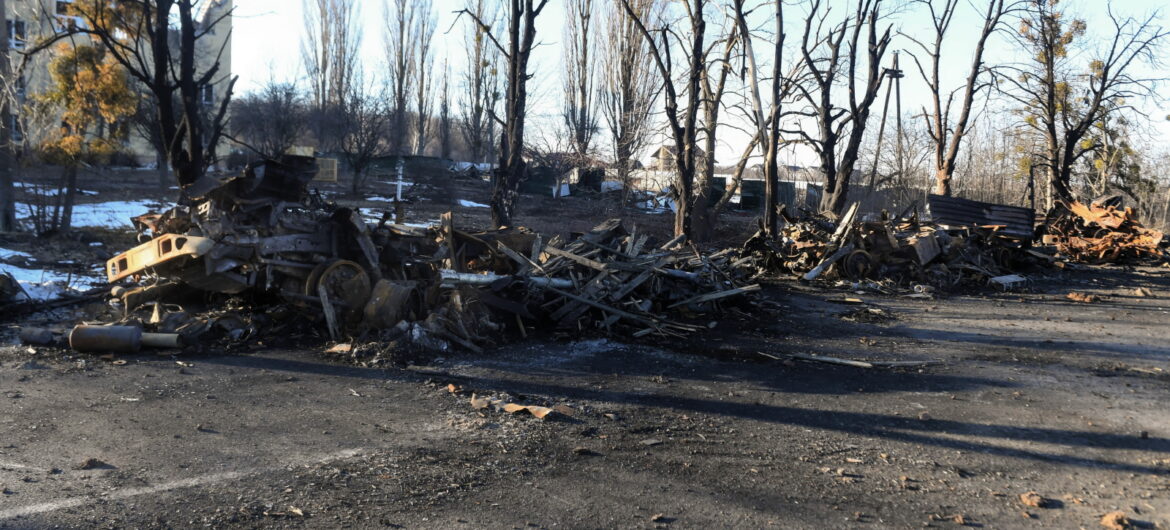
left=1044, top=199, right=1165, bottom=264
left=740, top=193, right=1167, bottom=288
left=101, top=156, right=757, bottom=352
left=739, top=195, right=1039, bottom=287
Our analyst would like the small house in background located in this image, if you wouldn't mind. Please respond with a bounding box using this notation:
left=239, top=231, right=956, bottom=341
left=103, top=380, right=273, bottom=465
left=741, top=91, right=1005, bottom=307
left=649, top=145, right=713, bottom=172
left=522, top=151, right=608, bottom=196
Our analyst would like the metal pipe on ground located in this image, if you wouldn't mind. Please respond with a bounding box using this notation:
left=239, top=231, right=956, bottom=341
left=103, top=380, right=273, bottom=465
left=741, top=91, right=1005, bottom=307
left=439, top=270, right=574, bottom=289
left=69, top=325, right=181, bottom=353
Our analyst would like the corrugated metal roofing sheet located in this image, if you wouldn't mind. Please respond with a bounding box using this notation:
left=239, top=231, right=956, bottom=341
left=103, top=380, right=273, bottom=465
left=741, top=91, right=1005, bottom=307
left=926, top=194, right=1034, bottom=239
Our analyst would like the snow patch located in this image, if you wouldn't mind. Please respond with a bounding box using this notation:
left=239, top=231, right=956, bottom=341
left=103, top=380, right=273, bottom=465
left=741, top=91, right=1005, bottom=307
left=19, top=200, right=164, bottom=229
left=2, top=263, right=104, bottom=301
left=637, top=199, right=674, bottom=214
left=0, top=247, right=31, bottom=260
left=358, top=210, right=438, bottom=229
left=13, top=182, right=98, bottom=196
left=458, top=199, right=489, bottom=208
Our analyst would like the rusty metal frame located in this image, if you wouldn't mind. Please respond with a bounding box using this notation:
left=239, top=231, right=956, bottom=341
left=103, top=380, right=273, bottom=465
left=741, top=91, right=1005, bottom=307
left=107, top=234, right=216, bottom=282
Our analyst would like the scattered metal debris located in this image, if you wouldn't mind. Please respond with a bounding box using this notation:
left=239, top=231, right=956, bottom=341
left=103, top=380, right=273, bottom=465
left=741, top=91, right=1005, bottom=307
left=68, top=325, right=180, bottom=353
left=85, top=157, right=757, bottom=355
left=740, top=200, right=1038, bottom=289
left=1045, top=200, right=1166, bottom=264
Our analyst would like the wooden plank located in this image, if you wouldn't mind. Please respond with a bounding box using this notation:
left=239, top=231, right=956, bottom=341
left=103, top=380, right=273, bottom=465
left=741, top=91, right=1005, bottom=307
left=802, top=243, right=855, bottom=281
left=441, top=212, right=461, bottom=273
left=830, top=202, right=859, bottom=245
left=550, top=271, right=612, bottom=321
left=432, top=327, right=484, bottom=354
left=545, top=286, right=660, bottom=329
left=609, top=257, right=668, bottom=302
left=581, top=218, right=626, bottom=244
left=625, top=225, right=638, bottom=255
left=477, top=289, right=536, bottom=319
left=667, top=284, right=761, bottom=309
left=496, top=240, right=544, bottom=275
left=530, top=234, right=543, bottom=262
left=790, top=353, right=873, bottom=368
left=580, top=237, right=636, bottom=259
left=870, top=360, right=943, bottom=368
left=545, top=245, right=608, bottom=271
left=659, top=234, right=686, bottom=250
left=317, top=283, right=340, bottom=341
left=629, top=234, right=649, bottom=257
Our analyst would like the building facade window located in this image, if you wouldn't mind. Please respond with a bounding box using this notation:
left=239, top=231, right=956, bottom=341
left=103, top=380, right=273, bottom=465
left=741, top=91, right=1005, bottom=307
left=55, top=0, right=85, bottom=32
left=7, top=19, right=26, bottom=49
left=200, top=84, right=214, bottom=107
left=9, top=114, right=22, bottom=143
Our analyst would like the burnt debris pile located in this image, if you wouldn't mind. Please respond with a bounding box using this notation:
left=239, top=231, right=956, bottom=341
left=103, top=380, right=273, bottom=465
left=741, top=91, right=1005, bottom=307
left=62, top=157, right=756, bottom=357
left=739, top=196, right=1043, bottom=289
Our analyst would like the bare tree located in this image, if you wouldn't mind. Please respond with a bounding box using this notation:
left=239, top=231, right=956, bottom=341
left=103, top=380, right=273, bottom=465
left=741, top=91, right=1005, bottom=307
left=340, top=83, right=391, bottom=195
left=694, top=19, right=739, bottom=242
left=412, top=0, right=437, bottom=155
left=905, top=0, right=1013, bottom=197
left=459, top=0, right=551, bottom=228
left=32, top=1, right=238, bottom=190
left=563, top=0, right=597, bottom=164
left=999, top=1, right=1168, bottom=208
left=733, top=0, right=790, bottom=235
left=438, top=58, right=453, bottom=159
left=302, top=0, right=360, bottom=151
left=127, top=88, right=173, bottom=186
left=385, top=0, right=418, bottom=156
left=620, top=0, right=708, bottom=239
left=601, top=0, right=662, bottom=204
left=231, top=81, right=309, bottom=159
left=791, top=0, right=892, bottom=215
left=302, top=0, right=360, bottom=110
left=459, top=0, right=501, bottom=164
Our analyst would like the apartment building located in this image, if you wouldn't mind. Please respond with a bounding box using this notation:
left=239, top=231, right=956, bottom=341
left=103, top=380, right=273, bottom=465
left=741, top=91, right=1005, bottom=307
left=3, top=0, right=233, bottom=165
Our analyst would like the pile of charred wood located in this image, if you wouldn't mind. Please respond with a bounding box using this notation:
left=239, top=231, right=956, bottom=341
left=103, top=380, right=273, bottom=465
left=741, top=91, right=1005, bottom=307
left=88, top=157, right=756, bottom=355
left=439, top=218, right=758, bottom=341
left=1043, top=199, right=1166, bottom=264
left=740, top=199, right=1036, bottom=288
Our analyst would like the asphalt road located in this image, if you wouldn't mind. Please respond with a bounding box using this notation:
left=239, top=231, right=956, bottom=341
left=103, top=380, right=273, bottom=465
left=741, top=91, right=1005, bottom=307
left=2, top=267, right=1169, bottom=529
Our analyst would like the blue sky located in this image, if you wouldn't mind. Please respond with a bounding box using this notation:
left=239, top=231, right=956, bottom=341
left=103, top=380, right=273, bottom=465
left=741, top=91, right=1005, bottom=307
left=231, top=0, right=1170, bottom=166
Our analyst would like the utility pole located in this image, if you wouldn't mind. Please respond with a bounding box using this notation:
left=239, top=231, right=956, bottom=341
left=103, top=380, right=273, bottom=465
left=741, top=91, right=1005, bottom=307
left=889, top=52, right=905, bottom=198
left=865, top=54, right=902, bottom=198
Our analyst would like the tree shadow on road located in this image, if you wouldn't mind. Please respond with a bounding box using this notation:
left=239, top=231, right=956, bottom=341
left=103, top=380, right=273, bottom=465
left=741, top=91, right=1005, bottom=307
left=439, top=342, right=1169, bottom=476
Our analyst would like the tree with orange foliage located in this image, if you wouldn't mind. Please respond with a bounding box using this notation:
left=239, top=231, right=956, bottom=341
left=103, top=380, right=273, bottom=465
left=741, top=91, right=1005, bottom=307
left=999, top=0, right=1168, bottom=209
left=34, top=42, right=136, bottom=231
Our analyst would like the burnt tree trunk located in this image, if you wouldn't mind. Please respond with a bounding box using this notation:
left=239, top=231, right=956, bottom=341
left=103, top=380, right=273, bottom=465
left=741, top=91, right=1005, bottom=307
left=814, top=1, right=889, bottom=215
left=59, top=165, right=78, bottom=232
left=620, top=0, right=706, bottom=239
left=0, top=0, right=15, bottom=232
left=733, top=0, right=785, bottom=235
left=156, top=149, right=169, bottom=189
left=489, top=0, right=548, bottom=228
